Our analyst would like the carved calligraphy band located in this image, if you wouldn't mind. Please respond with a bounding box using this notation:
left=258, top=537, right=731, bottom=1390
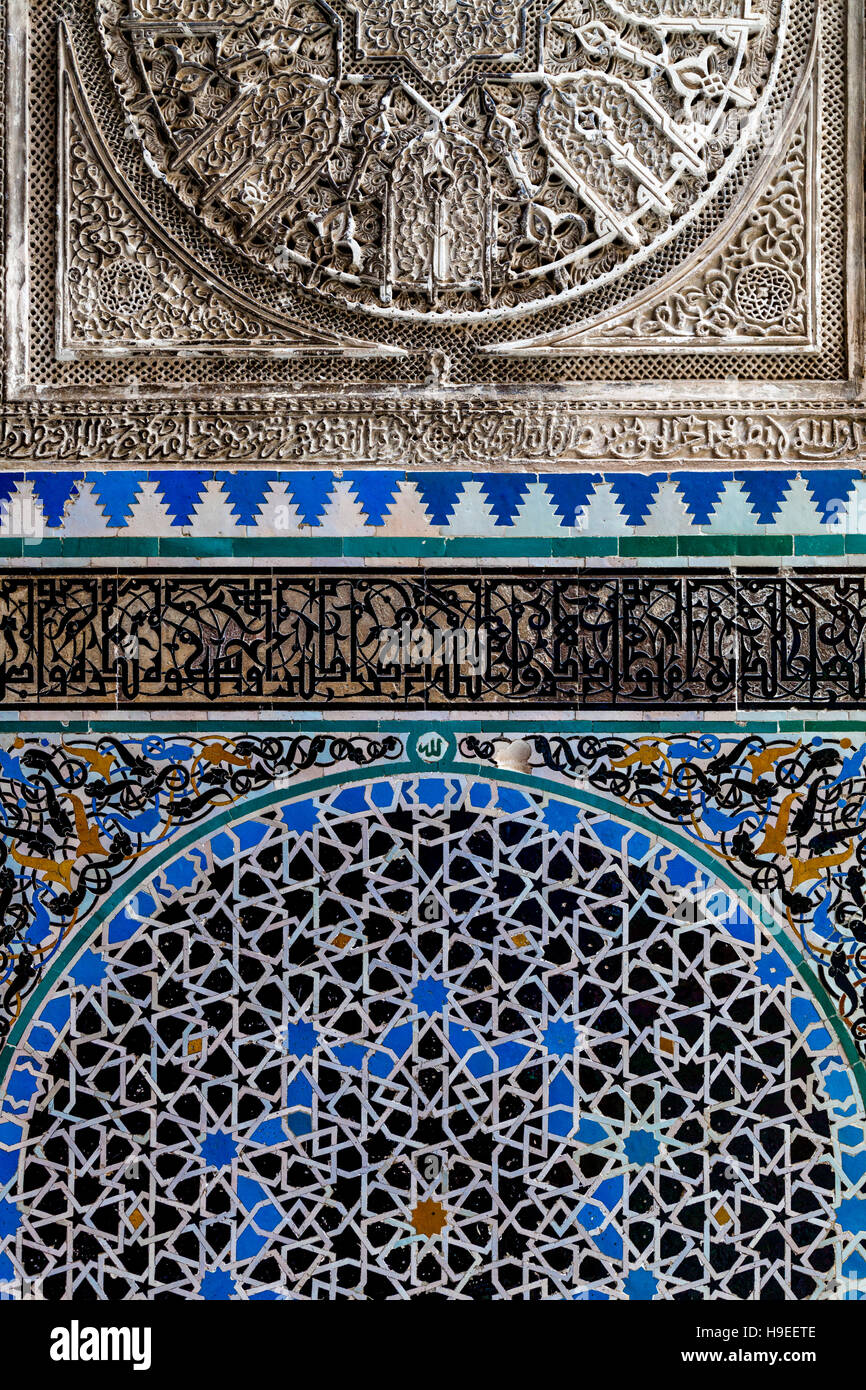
left=1, top=569, right=864, bottom=709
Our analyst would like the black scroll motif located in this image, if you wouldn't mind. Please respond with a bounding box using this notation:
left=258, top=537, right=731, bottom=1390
left=0, top=734, right=402, bottom=1046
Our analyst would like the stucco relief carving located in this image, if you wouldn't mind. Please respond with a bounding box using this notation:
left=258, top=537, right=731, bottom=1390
left=350, top=0, right=530, bottom=82
left=0, top=0, right=861, bottom=462
left=59, top=67, right=355, bottom=350
left=95, top=0, right=788, bottom=320
left=530, top=81, right=815, bottom=349
left=63, top=103, right=306, bottom=347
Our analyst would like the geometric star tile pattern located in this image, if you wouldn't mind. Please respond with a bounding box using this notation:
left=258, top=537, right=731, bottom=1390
left=3, top=781, right=862, bottom=1299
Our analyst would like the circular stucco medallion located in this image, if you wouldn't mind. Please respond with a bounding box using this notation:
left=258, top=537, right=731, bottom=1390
left=96, top=0, right=801, bottom=324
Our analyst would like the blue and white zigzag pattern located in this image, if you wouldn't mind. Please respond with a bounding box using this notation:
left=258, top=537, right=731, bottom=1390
left=3, top=469, right=866, bottom=535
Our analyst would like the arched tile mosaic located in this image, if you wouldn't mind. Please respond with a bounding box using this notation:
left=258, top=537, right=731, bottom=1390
left=4, top=777, right=864, bottom=1300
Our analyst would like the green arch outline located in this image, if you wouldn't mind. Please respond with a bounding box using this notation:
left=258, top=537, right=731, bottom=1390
left=3, top=757, right=864, bottom=1109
